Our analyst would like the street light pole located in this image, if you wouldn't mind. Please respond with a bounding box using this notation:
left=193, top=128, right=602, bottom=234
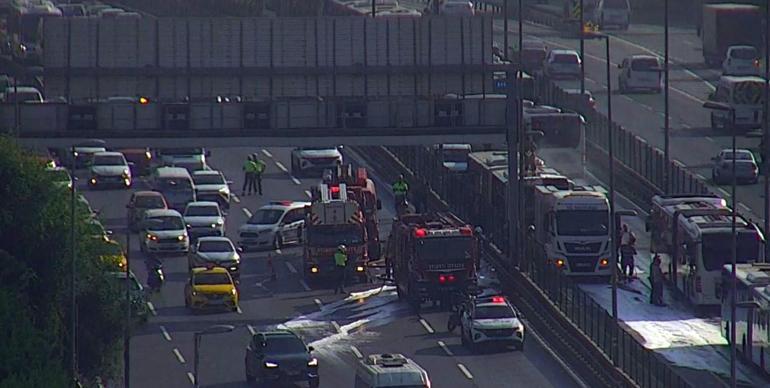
left=504, top=0, right=509, bottom=59
left=70, top=145, right=78, bottom=387
left=730, top=126, right=738, bottom=388
left=123, top=213, right=131, bottom=388
left=663, top=0, right=670, bottom=193
left=763, top=0, right=769, bottom=262
left=579, top=0, right=585, bottom=95
left=517, top=0, right=525, bottom=271
left=604, top=36, right=618, bottom=323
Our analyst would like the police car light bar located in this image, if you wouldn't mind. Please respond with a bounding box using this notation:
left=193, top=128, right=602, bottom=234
left=414, top=227, right=473, bottom=238
left=491, top=296, right=505, bottom=303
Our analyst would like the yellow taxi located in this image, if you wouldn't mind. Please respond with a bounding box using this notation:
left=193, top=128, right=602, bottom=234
left=99, top=239, right=128, bottom=271
left=184, top=266, right=239, bottom=312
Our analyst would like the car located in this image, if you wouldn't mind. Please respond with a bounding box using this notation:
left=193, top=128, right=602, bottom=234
left=290, top=147, right=343, bottom=177
left=99, top=239, right=128, bottom=272
left=192, top=170, right=232, bottom=210
left=460, top=295, right=525, bottom=351
left=73, top=139, right=107, bottom=168
left=562, top=88, right=596, bottom=109
left=355, top=353, right=430, bottom=388
left=109, top=271, right=148, bottom=322
left=150, top=167, right=196, bottom=212
left=435, top=144, right=471, bottom=172
left=188, top=237, right=241, bottom=278
left=140, top=209, right=189, bottom=255
left=543, top=49, right=582, bottom=80
left=593, top=0, right=631, bottom=30
left=440, top=0, right=474, bottom=16
left=58, top=3, right=87, bottom=16
left=722, top=45, right=761, bottom=76
left=117, top=147, right=153, bottom=176
left=156, top=147, right=210, bottom=173
left=184, top=266, right=239, bottom=312
left=244, top=330, right=319, bottom=387
left=239, top=201, right=311, bottom=251
left=45, top=166, right=73, bottom=190
left=183, top=201, right=225, bottom=240
left=618, top=55, right=663, bottom=93
left=1, top=86, right=43, bottom=103
left=127, top=191, right=168, bottom=232
left=711, top=148, right=759, bottom=185
left=519, top=40, right=548, bottom=74
left=88, top=151, right=132, bottom=189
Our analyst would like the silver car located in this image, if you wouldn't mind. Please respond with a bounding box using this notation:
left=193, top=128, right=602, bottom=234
left=141, top=209, right=189, bottom=254
left=184, top=201, right=225, bottom=240
left=290, top=147, right=343, bottom=177
left=239, top=201, right=310, bottom=251
left=88, top=151, right=132, bottom=189
left=192, top=170, right=232, bottom=210
left=188, top=236, right=241, bottom=278
left=543, top=49, right=582, bottom=80
left=712, top=149, right=759, bottom=185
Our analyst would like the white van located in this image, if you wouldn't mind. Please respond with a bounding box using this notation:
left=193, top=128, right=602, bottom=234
left=354, top=354, right=430, bottom=388
left=594, top=0, right=631, bottom=30
left=618, top=55, right=663, bottom=93
left=707, top=76, right=764, bottom=131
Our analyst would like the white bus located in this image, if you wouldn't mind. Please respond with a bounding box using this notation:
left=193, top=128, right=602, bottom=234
left=721, top=263, right=770, bottom=374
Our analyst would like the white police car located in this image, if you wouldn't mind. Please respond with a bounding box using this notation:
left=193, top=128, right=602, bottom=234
left=238, top=201, right=310, bottom=251
left=460, top=295, right=525, bottom=351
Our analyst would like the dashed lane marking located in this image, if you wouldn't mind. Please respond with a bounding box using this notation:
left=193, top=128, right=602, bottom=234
left=236, top=305, right=243, bottom=314
left=275, top=248, right=282, bottom=255
left=173, top=348, right=186, bottom=364
left=622, top=95, right=634, bottom=102
left=247, top=324, right=256, bottom=335
left=299, top=279, right=311, bottom=291
left=286, top=261, right=298, bottom=274
left=232, top=195, right=240, bottom=204
left=147, top=302, right=157, bottom=316
left=695, top=173, right=706, bottom=181
left=291, top=176, right=302, bottom=185
left=261, top=149, right=273, bottom=158
left=419, top=319, right=435, bottom=334
left=160, top=325, right=171, bottom=341
left=332, top=321, right=341, bottom=333
left=186, top=372, right=195, bottom=385
left=242, top=208, right=252, bottom=218
left=350, top=346, right=364, bottom=359
left=304, top=190, right=312, bottom=198
left=706, top=136, right=715, bottom=143
left=314, top=298, right=323, bottom=309
left=437, top=340, right=454, bottom=356
left=275, top=161, right=288, bottom=172
left=717, top=187, right=730, bottom=197
left=739, top=203, right=753, bottom=213
left=457, top=364, right=473, bottom=379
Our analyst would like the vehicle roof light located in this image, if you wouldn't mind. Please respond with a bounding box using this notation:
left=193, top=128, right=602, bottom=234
left=414, top=228, right=427, bottom=238
left=330, top=186, right=340, bottom=194
left=491, top=296, right=505, bottom=303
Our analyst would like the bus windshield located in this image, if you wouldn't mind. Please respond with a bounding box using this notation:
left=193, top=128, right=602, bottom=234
left=702, top=231, right=761, bottom=271
left=415, top=237, right=473, bottom=264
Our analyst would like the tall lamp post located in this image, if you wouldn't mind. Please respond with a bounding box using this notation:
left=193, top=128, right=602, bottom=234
left=123, top=212, right=132, bottom=388
left=193, top=324, right=235, bottom=388
left=763, top=0, right=769, bottom=262
left=70, top=145, right=78, bottom=387
left=663, top=0, right=670, bottom=193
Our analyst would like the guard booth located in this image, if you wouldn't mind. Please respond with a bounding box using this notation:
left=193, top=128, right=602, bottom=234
left=163, top=103, right=189, bottom=130
left=67, top=104, right=97, bottom=131
left=243, top=101, right=271, bottom=129
left=434, top=97, right=463, bottom=127
left=337, top=100, right=367, bottom=128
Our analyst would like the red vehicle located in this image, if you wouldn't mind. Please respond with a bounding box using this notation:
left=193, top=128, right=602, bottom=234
left=387, top=212, right=478, bottom=308
left=330, top=165, right=382, bottom=259
left=117, top=147, right=153, bottom=176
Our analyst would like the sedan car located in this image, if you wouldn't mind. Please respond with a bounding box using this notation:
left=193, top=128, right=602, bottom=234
left=543, top=49, right=581, bottom=80
left=73, top=139, right=107, bottom=169
left=192, top=170, right=231, bottom=210
left=183, top=201, right=225, bottom=240
left=245, top=330, right=319, bottom=387
left=140, top=209, right=189, bottom=255
left=239, top=201, right=310, bottom=251
left=184, top=266, right=239, bottom=312
left=127, top=191, right=168, bottom=232
left=88, top=151, right=132, bottom=189
left=117, top=147, right=153, bottom=176
left=460, top=295, right=525, bottom=351
left=712, top=148, right=759, bottom=185
left=290, top=147, right=343, bottom=177
left=188, top=237, right=241, bottom=278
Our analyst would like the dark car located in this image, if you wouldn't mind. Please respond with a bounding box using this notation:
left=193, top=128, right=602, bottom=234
left=245, top=330, right=319, bottom=387
left=127, top=191, right=168, bottom=231
left=118, top=148, right=154, bottom=176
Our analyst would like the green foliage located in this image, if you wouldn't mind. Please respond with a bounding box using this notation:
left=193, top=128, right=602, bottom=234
left=0, top=137, right=126, bottom=385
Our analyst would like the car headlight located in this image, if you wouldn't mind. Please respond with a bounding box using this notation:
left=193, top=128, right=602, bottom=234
left=264, top=361, right=279, bottom=368
left=147, top=234, right=158, bottom=241
left=216, top=219, right=224, bottom=225
left=191, top=290, right=198, bottom=296
left=186, top=224, right=192, bottom=229
left=218, top=187, right=229, bottom=194
left=178, top=235, right=187, bottom=241
left=307, top=358, right=318, bottom=367
left=90, top=177, right=97, bottom=184
left=230, top=288, right=237, bottom=295
left=145, top=151, right=152, bottom=160
left=122, top=169, right=130, bottom=177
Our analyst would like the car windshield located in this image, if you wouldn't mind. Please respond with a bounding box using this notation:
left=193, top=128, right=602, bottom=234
left=193, top=174, right=225, bottom=185
left=556, top=210, right=609, bottom=236
left=307, top=224, right=364, bottom=247
left=723, top=152, right=753, bottom=160
left=186, top=205, right=219, bottom=217
left=732, top=47, right=757, bottom=60
left=415, top=237, right=473, bottom=264
left=134, top=195, right=165, bottom=208
left=249, top=209, right=284, bottom=225
left=553, top=54, right=579, bottom=64
left=147, top=215, right=184, bottom=231
left=162, top=148, right=203, bottom=156
left=46, top=169, right=70, bottom=181
left=702, top=231, right=761, bottom=271
left=93, top=155, right=125, bottom=166
left=198, top=240, right=233, bottom=252
left=157, top=178, right=192, bottom=191
left=442, top=149, right=469, bottom=163
left=631, top=58, right=660, bottom=71
left=474, top=305, right=516, bottom=319
left=194, top=272, right=231, bottom=285
left=604, top=0, right=628, bottom=9
left=262, top=336, right=307, bottom=354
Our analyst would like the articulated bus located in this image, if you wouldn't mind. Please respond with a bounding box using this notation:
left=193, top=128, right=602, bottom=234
left=721, top=263, right=770, bottom=374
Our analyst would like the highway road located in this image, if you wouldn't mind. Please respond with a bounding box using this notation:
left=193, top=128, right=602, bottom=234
left=77, top=146, right=582, bottom=388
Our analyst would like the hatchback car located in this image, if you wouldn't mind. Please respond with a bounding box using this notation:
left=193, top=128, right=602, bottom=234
left=239, top=201, right=311, bottom=250
left=722, top=45, right=761, bottom=76
left=184, top=266, right=239, bottom=312
left=140, top=209, right=189, bottom=254
left=460, top=295, right=525, bottom=351
left=127, top=191, right=168, bottom=231
left=290, top=147, right=343, bottom=177
left=618, top=55, right=663, bottom=93
left=188, top=237, right=241, bottom=278
left=88, top=151, right=132, bottom=189
left=543, top=49, right=581, bottom=80
left=184, top=201, right=225, bottom=240
left=73, top=139, right=107, bottom=169
left=245, top=330, right=319, bottom=387
left=711, top=148, right=759, bottom=184
left=192, top=170, right=231, bottom=210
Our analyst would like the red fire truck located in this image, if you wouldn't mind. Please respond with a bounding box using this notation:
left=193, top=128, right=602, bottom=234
left=330, top=164, right=382, bottom=259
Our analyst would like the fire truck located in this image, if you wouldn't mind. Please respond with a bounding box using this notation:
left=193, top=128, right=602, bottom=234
left=387, top=212, right=478, bottom=308
left=304, top=183, right=369, bottom=282
left=646, top=194, right=765, bottom=306
left=327, top=164, right=382, bottom=260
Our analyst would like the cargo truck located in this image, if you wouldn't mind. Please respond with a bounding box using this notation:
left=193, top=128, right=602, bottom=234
left=701, top=3, right=762, bottom=67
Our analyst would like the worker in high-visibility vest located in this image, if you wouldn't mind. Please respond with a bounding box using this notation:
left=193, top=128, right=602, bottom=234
left=334, top=245, right=349, bottom=294
left=392, top=174, right=409, bottom=210
left=252, top=153, right=267, bottom=196
left=242, top=155, right=256, bottom=196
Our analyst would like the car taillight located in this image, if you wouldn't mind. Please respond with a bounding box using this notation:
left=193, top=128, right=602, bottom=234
left=695, top=276, right=702, bottom=293
left=438, top=274, right=456, bottom=284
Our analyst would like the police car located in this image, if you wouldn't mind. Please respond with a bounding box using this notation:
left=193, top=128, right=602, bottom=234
left=238, top=201, right=310, bottom=251
left=354, top=353, right=431, bottom=388
left=459, top=295, right=525, bottom=351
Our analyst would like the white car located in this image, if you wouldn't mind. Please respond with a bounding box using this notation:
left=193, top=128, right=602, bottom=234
left=543, top=49, right=581, bottom=80
left=188, top=236, right=241, bottom=278
left=183, top=201, right=225, bottom=240
left=157, top=147, right=210, bottom=173
left=460, top=295, right=525, bottom=351
left=722, top=45, right=761, bottom=76
left=593, top=0, right=631, bottom=30
left=618, top=55, right=663, bottom=93
left=238, top=201, right=310, bottom=251
left=141, top=209, right=189, bottom=254
left=290, top=147, right=343, bottom=177
left=45, top=166, right=73, bottom=190
left=73, top=139, right=107, bottom=168
left=441, top=0, right=474, bottom=16
left=88, top=151, right=132, bottom=189
left=711, top=148, right=759, bottom=185
left=192, top=170, right=232, bottom=210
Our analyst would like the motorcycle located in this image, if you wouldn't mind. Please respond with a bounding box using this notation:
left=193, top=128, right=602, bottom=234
left=146, top=259, right=164, bottom=292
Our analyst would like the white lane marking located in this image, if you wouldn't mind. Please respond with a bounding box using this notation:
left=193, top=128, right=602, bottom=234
left=419, top=318, right=435, bottom=334
left=172, top=348, right=186, bottom=364
left=695, top=173, right=706, bottom=181
left=261, top=149, right=273, bottom=158
left=332, top=321, right=341, bottom=333
left=314, top=298, right=323, bottom=309
left=457, top=363, right=473, bottom=379
left=232, top=195, right=240, bottom=204
left=186, top=372, right=195, bottom=385
left=285, top=261, right=298, bottom=274
left=437, top=340, right=454, bottom=356
left=706, top=136, right=715, bottom=143
left=242, top=208, right=252, bottom=218
left=718, top=188, right=730, bottom=197
left=350, top=345, right=364, bottom=359
left=147, top=302, right=157, bottom=316
left=739, top=203, right=752, bottom=213
left=299, top=279, right=312, bottom=291
left=247, top=324, right=256, bottom=335
left=528, top=326, right=592, bottom=388
left=642, top=104, right=654, bottom=111
left=236, top=305, right=243, bottom=314
left=275, top=161, right=288, bottom=172
left=291, top=176, right=302, bottom=185
left=160, top=325, right=172, bottom=341
left=657, top=112, right=665, bottom=118
left=275, top=248, right=283, bottom=255
left=304, top=190, right=312, bottom=198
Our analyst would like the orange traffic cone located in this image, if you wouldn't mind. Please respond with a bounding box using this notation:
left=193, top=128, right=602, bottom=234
left=267, top=254, right=276, bottom=281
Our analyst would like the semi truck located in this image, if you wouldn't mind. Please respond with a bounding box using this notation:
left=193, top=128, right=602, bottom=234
left=701, top=3, right=762, bottom=66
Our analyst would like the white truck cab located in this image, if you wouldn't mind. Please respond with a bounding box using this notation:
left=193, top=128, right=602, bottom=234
left=707, top=76, right=765, bottom=131
left=355, top=353, right=430, bottom=388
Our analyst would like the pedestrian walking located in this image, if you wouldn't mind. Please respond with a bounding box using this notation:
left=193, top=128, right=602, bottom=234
left=242, top=155, right=255, bottom=196
left=334, top=245, right=348, bottom=294
left=392, top=174, right=409, bottom=213
left=620, top=241, right=637, bottom=282
left=649, top=254, right=665, bottom=306
left=252, top=153, right=266, bottom=196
